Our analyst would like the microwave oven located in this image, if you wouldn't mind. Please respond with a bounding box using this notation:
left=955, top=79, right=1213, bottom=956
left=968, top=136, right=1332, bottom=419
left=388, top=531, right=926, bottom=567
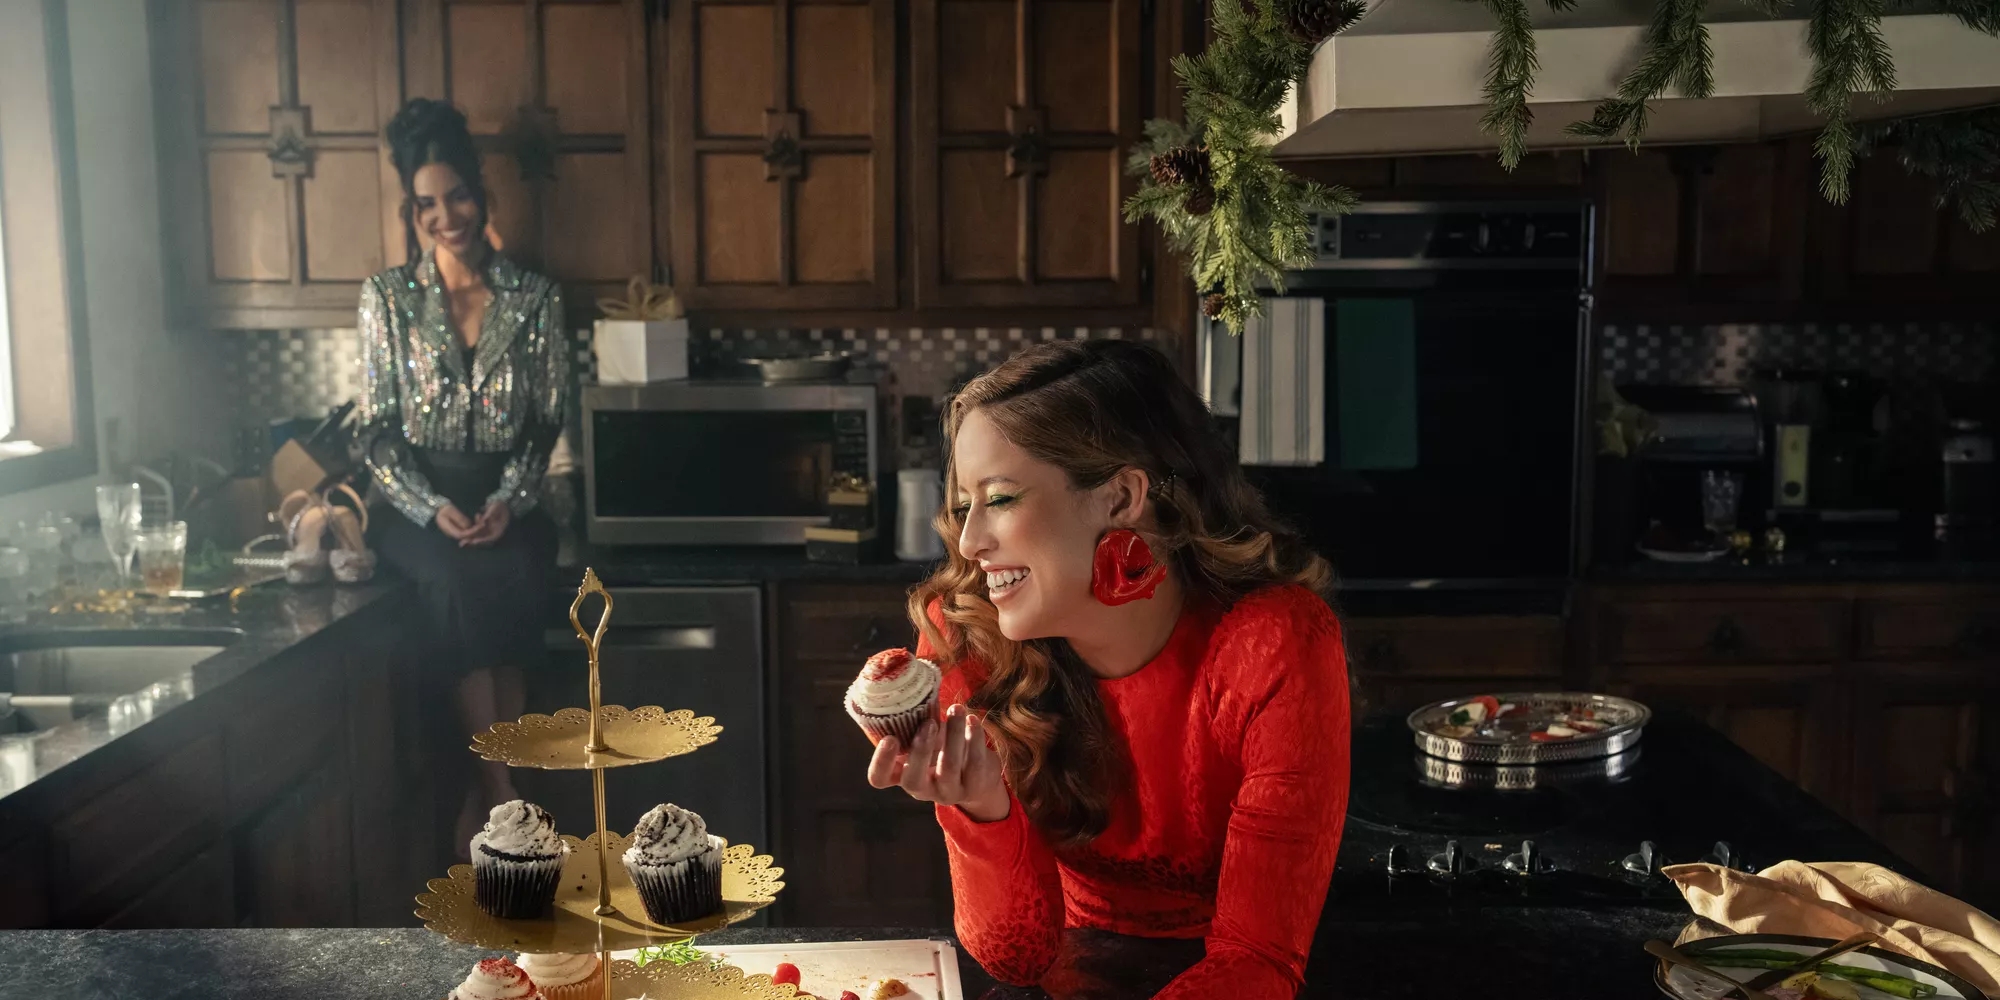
left=582, top=380, right=883, bottom=545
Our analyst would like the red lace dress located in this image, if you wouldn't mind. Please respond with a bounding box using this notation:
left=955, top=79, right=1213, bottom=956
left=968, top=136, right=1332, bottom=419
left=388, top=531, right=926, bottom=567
left=922, top=584, right=1350, bottom=997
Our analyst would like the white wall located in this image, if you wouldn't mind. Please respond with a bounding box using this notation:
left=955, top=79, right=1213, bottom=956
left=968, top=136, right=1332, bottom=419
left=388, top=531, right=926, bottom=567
left=0, top=0, right=229, bottom=525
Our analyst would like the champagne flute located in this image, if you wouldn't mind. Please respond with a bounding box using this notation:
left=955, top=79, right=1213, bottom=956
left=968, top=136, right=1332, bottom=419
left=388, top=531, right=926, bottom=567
left=95, top=483, right=142, bottom=591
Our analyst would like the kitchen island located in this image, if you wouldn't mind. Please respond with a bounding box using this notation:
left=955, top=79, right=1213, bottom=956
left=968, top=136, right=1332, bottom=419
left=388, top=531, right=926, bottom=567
left=0, top=909, right=1711, bottom=1000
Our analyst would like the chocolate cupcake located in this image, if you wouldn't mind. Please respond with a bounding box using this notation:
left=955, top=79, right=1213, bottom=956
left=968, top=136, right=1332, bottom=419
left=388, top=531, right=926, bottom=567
left=622, top=803, right=724, bottom=925
left=471, top=800, right=568, bottom=919
left=844, top=648, right=941, bottom=746
left=448, top=957, right=542, bottom=1000
left=514, top=953, right=602, bottom=1000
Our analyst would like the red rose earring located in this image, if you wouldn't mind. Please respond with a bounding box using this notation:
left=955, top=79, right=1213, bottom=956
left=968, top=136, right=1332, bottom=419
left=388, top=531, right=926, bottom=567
left=1092, top=529, right=1168, bottom=606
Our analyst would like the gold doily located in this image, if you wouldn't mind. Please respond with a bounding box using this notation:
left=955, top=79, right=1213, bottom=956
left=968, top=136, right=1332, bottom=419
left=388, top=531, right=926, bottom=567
left=415, top=833, right=783, bottom=952
left=471, top=706, right=723, bottom=769
left=608, top=958, right=806, bottom=999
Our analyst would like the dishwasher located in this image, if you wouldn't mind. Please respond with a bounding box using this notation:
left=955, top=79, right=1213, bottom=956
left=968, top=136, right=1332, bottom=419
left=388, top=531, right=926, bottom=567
left=516, top=585, right=767, bottom=875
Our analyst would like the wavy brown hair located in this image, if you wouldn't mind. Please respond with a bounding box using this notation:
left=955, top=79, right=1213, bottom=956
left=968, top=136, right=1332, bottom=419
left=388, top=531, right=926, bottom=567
left=908, top=339, right=1332, bottom=846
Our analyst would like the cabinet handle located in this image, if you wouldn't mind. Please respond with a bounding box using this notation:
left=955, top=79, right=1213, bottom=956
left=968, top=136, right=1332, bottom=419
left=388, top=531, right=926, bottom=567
left=1708, top=618, right=1745, bottom=656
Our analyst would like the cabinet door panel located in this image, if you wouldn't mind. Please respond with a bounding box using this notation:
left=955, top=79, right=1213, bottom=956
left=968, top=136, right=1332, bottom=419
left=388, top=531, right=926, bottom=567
left=295, top=0, right=380, bottom=133
left=794, top=5, right=874, bottom=138
left=1849, top=156, right=1938, bottom=276
left=160, top=0, right=404, bottom=325
left=411, top=0, right=653, bottom=299
left=696, top=5, right=774, bottom=138
left=1694, top=143, right=1777, bottom=276
left=101, top=847, right=235, bottom=929
left=670, top=0, right=896, bottom=309
left=795, top=153, right=876, bottom=283
left=1605, top=665, right=1841, bottom=803
left=1037, top=149, right=1115, bottom=279
left=1598, top=150, right=1679, bottom=277
left=548, top=153, right=642, bottom=283
left=912, top=0, right=1141, bottom=309
left=207, top=151, right=293, bottom=281
left=543, top=4, right=628, bottom=134
left=303, top=150, right=390, bottom=281
left=1849, top=665, right=2000, bottom=899
left=447, top=4, right=530, bottom=135
left=700, top=154, right=784, bottom=283
left=199, top=1, right=281, bottom=133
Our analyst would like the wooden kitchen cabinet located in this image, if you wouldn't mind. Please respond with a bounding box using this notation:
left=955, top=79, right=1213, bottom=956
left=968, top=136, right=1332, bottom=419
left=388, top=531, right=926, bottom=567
left=666, top=0, right=897, bottom=310
left=1847, top=662, right=2000, bottom=901
left=909, top=0, right=1145, bottom=311
left=1579, top=580, right=2000, bottom=898
left=1344, top=615, right=1564, bottom=716
left=403, top=0, right=655, bottom=306
left=239, top=757, right=357, bottom=927
left=772, top=582, right=951, bottom=928
left=1590, top=138, right=2000, bottom=322
left=150, top=0, right=405, bottom=328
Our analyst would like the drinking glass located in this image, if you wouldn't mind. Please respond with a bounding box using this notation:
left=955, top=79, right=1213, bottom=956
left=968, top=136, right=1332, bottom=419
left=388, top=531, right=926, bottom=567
left=0, top=546, right=29, bottom=623
left=96, top=483, right=142, bottom=590
left=134, top=521, right=188, bottom=597
left=1700, top=469, right=1745, bottom=536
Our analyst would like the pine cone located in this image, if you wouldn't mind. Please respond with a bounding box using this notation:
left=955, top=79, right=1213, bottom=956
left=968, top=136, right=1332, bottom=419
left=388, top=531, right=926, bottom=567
left=1284, top=0, right=1365, bottom=45
left=1183, top=183, right=1216, bottom=216
left=1202, top=293, right=1227, bottom=319
left=1149, top=145, right=1211, bottom=189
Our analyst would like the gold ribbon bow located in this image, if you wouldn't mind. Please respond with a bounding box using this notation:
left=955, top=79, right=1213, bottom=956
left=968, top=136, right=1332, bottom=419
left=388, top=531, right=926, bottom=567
left=596, top=276, right=682, bottom=321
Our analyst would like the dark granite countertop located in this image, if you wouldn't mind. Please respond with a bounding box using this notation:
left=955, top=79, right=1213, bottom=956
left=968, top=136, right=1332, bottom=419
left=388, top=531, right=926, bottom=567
left=0, top=910, right=1721, bottom=1000
left=1594, top=555, right=2000, bottom=583
left=565, top=544, right=936, bottom=586
left=0, top=580, right=409, bottom=811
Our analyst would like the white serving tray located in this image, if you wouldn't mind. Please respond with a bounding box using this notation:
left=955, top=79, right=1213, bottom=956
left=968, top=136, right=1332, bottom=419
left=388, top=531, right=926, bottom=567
left=620, top=939, right=964, bottom=1000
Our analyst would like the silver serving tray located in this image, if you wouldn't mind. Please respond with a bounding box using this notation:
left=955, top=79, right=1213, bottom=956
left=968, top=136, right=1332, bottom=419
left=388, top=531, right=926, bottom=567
left=1415, top=745, right=1642, bottom=791
left=1407, top=692, right=1651, bottom=765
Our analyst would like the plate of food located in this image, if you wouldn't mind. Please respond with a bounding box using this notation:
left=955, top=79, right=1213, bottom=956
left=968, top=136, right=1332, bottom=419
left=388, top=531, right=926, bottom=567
left=1657, top=934, right=1985, bottom=1000
left=1638, top=523, right=1734, bottom=563
left=1407, top=692, right=1650, bottom=765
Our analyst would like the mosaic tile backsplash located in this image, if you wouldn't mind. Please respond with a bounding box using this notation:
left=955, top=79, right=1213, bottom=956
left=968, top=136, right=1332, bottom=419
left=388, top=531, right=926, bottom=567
left=1599, top=321, right=1997, bottom=386
left=219, top=325, right=1172, bottom=431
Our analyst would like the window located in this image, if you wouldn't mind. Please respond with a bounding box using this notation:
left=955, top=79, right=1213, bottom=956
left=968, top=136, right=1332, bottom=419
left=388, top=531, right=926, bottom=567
left=0, top=0, right=96, bottom=489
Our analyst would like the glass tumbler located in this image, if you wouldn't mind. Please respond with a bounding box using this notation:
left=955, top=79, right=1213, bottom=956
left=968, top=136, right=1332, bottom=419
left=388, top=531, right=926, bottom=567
left=134, top=521, right=188, bottom=597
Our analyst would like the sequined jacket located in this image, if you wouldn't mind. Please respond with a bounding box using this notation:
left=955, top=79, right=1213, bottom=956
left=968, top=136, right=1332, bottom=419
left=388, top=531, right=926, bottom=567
left=357, top=251, right=570, bottom=526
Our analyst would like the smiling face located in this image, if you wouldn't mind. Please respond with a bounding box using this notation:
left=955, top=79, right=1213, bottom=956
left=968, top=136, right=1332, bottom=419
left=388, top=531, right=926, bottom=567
left=411, top=162, right=484, bottom=261
left=951, top=408, right=1127, bottom=641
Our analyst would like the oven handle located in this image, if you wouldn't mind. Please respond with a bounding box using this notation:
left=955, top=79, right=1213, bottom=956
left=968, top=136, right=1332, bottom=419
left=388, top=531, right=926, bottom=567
left=544, top=627, right=718, bottom=651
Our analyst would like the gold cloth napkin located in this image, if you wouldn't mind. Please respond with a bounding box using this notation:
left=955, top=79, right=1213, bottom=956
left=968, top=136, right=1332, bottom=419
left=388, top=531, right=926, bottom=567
left=1665, top=860, right=2000, bottom=995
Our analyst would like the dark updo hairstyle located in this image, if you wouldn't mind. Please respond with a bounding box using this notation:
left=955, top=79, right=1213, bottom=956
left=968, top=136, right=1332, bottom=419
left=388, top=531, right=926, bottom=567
left=384, top=98, right=488, bottom=262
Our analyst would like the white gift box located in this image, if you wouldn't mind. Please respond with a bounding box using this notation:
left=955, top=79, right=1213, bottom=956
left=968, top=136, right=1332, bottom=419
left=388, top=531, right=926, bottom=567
left=593, top=318, right=689, bottom=384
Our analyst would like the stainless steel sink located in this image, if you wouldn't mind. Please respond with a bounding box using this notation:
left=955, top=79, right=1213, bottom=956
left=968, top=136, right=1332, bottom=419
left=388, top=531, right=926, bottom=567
left=0, top=628, right=243, bottom=732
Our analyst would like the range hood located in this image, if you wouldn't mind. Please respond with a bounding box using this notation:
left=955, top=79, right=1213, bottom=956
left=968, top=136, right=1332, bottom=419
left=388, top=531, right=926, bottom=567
left=1274, top=0, right=2000, bottom=158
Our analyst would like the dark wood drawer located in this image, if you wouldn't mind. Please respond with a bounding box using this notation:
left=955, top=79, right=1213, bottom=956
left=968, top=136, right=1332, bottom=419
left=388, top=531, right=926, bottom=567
left=1856, top=598, right=2000, bottom=661
left=1344, top=616, right=1562, bottom=677
left=1598, top=599, right=1847, bottom=664
left=51, top=734, right=225, bottom=908
left=780, top=584, right=916, bottom=668
left=226, top=662, right=343, bottom=812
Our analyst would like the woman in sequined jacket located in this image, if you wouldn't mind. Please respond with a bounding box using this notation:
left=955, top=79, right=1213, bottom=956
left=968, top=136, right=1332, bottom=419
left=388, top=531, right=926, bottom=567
left=359, top=98, right=571, bottom=851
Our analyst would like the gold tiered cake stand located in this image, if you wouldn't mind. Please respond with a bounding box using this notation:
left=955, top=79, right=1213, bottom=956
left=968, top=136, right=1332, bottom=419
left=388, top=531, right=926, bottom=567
left=415, top=569, right=797, bottom=999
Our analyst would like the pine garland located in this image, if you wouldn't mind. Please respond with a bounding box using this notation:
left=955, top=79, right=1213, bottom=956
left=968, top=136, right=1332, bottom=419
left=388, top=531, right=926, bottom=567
left=1566, top=0, right=1712, bottom=145
left=1123, top=0, right=1360, bottom=334
left=1471, top=0, right=2000, bottom=219
left=1856, top=106, right=2000, bottom=230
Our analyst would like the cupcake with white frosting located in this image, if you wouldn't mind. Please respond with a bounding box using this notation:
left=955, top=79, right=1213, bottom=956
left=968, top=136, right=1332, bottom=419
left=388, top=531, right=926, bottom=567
left=845, top=648, right=941, bottom=746
left=514, top=953, right=602, bottom=1000
left=622, top=802, right=724, bottom=925
left=471, top=800, right=569, bottom=919
left=448, top=958, right=542, bottom=1000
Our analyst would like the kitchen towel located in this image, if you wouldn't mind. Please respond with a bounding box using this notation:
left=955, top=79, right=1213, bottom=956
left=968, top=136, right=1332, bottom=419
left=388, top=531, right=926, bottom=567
left=1668, top=860, right=2000, bottom=995
left=1238, top=297, right=1325, bottom=466
left=1334, top=298, right=1419, bottom=471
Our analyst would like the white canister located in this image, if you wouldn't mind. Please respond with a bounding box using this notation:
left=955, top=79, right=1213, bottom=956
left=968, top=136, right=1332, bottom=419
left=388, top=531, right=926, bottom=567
left=895, top=468, right=946, bottom=563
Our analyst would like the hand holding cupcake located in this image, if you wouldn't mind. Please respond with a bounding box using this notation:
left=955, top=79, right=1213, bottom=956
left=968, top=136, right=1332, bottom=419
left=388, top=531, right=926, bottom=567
left=844, top=648, right=941, bottom=746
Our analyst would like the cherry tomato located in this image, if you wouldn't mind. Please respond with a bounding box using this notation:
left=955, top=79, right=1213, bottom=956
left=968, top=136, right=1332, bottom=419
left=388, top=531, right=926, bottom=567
left=773, top=963, right=801, bottom=987
left=1473, top=695, right=1502, bottom=719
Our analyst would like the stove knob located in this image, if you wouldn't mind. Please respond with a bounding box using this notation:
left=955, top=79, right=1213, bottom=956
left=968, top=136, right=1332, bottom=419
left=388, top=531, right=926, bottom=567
left=1706, top=841, right=1741, bottom=871
left=1503, top=840, right=1544, bottom=876
left=1622, top=840, right=1659, bottom=878
left=1427, top=840, right=1470, bottom=877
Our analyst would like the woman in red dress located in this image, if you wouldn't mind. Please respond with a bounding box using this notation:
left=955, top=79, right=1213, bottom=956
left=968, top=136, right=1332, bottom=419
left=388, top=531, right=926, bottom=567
left=866, top=339, right=1350, bottom=998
